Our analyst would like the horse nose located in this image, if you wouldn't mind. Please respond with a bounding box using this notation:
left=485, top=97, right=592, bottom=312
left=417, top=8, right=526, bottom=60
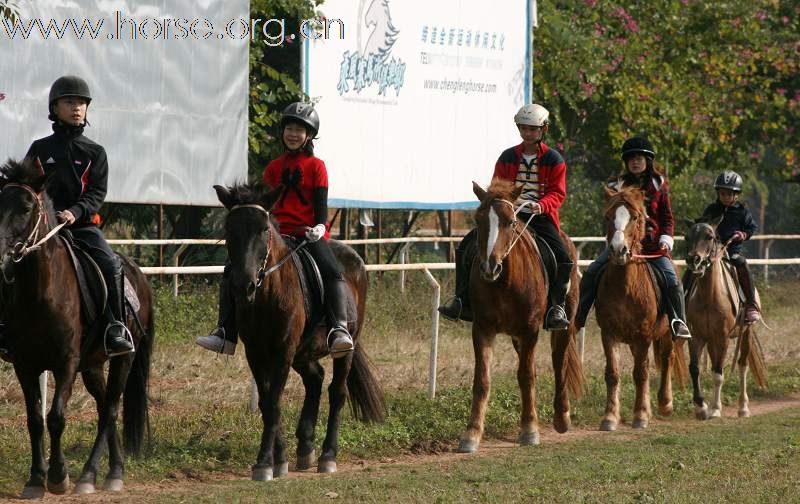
left=245, top=281, right=257, bottom=303
left=619, top=245, right=628, bottom=256
left=491, top=262, right=502, bottom=277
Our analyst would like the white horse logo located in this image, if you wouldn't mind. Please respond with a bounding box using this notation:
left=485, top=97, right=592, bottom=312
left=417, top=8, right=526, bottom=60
left=363, top=0, right=399, bottom=62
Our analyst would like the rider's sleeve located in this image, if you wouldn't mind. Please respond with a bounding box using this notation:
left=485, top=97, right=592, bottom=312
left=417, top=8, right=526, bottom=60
left=537, top=148, right=566, bottom=215
left=742, top=208, right=758, bottom=239
left=67, top=146, right=108, bottom=224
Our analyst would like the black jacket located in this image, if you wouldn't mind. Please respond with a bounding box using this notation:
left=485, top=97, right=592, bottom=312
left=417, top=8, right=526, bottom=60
left=26, top=124, right=108, bottom=227
left=701, top=200, right=758, bottom=252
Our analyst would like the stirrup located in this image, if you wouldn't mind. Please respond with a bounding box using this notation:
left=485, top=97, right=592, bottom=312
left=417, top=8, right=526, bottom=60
left=196, top=330, right=236, bottom=355
left=104, top=322, right=135, bottom=357
left=545, top=304, right=569, bottom=331
left=327, top=326, right=354, bottom=359
left=438, top=297, right=466, bottom=322
left=670, top=319, right=692, bottom=340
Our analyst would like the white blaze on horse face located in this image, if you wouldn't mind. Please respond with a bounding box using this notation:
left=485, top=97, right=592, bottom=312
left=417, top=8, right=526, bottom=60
left=486, top=207, right=500, bottom=259
left=610, top=205, right=630, bottom=252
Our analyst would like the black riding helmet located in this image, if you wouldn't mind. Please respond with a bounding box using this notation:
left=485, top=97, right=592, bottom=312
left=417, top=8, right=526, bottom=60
left=621, top=136, right=655, bottom=161
left=280, top=102, right=319, bottom=137
left=713, top=170, right=743, bottom=192
left=48, top=75, right=92, bottom=120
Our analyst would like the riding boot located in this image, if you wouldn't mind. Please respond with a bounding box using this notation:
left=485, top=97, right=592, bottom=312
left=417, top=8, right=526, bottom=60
left=665, top=284, right=692, bottom=340
left=438, top=245, right=472, bottom=322
left=326, top=278, right=354, bottom=359
left=104, top=269, right=135, bottom=357
left=545, top=263, right=572, bottom=330
left=196, top=271, right=237, bottom=355
left=0, top=322, right=11, bottom=363
left=735, top=262, right=760, bottom=324
left=575, top=268, right=599, bottom=329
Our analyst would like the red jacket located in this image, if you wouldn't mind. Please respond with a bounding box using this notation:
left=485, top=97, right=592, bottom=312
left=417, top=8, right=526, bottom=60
left=492, top=142, right=567, bottom=230
left=263, top=152, right=331, bottom=240
left=608, top=173, right=675, bottom=256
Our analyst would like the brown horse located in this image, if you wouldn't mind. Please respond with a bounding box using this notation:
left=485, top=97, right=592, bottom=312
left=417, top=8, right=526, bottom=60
left=684, top=220, right=767, bottom=419
left=595, top=186, right=686, bottom=430
left=458, top=179, right=583, bottom=453
left=214, top=182, right=385, bottom=480
left=0, top=159, right=153, bottom=498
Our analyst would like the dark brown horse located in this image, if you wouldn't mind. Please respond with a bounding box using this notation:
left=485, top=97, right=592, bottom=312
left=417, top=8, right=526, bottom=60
left=458, top=179, right=583, bottom=453
left=595, top=186, right=686, bottom=430
left=684, top=220, right=767, bottom=419
left=214, top=182, right=385, bottom=480
left=0, top=159, right=153, bottom=498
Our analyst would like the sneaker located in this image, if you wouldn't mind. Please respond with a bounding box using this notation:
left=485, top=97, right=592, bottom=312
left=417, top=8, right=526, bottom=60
left=671, top=319, right=692, bottom=340
left=744, top=304, right=761, bottom=324
left=327, top=327, right=354, bottom=359
left=196, top=328, right=236, bottom=355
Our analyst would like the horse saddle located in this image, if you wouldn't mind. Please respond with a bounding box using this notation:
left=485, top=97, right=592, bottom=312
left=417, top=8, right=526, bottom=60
left=719, top=257, right=761, bottom=319
left=531, top=234, right=557, bottom=294
left=281, top=235, right=326, bottom=337
left=58, top=232, right=141, bottom=330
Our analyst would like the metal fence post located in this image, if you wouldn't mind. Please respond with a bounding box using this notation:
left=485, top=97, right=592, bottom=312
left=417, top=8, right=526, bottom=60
left=422, top=268, right=440, bottom=399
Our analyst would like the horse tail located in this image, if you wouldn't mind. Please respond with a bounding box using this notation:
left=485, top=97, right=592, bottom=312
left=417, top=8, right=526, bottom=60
left=123, top=294, right=153, bottom=456
left=744, top=326, right=768, bottom=389
left=671, top=339, right=689, bottom=389
left=346, top=343, right=386, bottom=424
left=564, top=325, right=585, bottom=400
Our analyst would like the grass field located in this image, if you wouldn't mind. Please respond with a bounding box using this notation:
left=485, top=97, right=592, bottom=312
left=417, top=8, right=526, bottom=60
left=1, top=273, right=798, bottom=501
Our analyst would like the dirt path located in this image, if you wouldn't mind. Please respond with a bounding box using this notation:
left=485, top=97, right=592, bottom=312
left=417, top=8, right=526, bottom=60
left=15, top=393, right=799, bottom=503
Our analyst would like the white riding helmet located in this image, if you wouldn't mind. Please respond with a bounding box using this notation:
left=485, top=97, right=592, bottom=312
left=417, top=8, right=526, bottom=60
left=514, top=103, right=549, bottom=127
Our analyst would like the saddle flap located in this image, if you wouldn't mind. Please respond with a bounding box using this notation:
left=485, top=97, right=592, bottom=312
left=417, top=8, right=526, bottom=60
left=532, top=234, right=557, bottom=290
left=282, top=236, right=325, bottom=329
left=58, top=235, right=106, bottom=328
left=644, top=261, right=664, bottom=313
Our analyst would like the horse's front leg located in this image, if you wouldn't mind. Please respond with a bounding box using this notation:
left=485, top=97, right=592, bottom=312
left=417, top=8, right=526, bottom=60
left=15, top=369, right=48, bottom=499
left=737, top=331, right=751, bottom=418
left=513, top=332, right=540, bottom=445
left=251, top=359, right=291, bottom=481
left=458, top=324, right=496, bottom=453
left=630, top=340, right=652, bottom=429
left=292, top=360, right=324, bottom=470
left=707, top=337, right=728, bottom=418
left=599, top=334, right=620, bottom=431
left=657, top=335, right=674, bottom=417
left=318, top=351, right=353, bottom=473
left=689, top=338, right=709, bottom=420
left=45, top=365, right=78, bottom=494
left=74, top=366, right=107, bottom=494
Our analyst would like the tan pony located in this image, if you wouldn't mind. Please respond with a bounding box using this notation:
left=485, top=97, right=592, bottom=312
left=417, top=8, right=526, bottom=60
left=458, top=179, right=583, bottom=453
left=596, top=186, right=687, bottom=431
left=684, top=220, right=767, bottom=419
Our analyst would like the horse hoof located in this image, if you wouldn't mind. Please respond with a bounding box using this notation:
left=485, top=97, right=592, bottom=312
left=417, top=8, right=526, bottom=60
left=599, top=420, right=617, bottom=432
left=20, top=486, right=46, bottom=499
left=695, top=407, right=709, bottom=421
left=553, top=414, right=571, bottom=434
left=317, top=460, right=337, bottom=474
left=632, top=418, right=648, bottom=429
left=48, top=475, right=70, bottom=494
left=73, top=482, right=96, bottom=495
left=659, top=403, right=673, bottom=416
left=738, top=409, right=750, bottom=418
left=274, top=462, right=289, bottom=478
left=103, top=478, right=124, bottom=492
left=517, top=432, right=540, bottom=446
left=251, top=467, right=273, bottom=482
left=457, top=439, right=479, bottom=453
left=709, top=409, right=722, bottom=419
left=296, top=450, right=316, bottom=470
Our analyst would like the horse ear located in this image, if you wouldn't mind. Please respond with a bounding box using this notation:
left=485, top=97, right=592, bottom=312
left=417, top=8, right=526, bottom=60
left=709, top=213, right=724, bottom=230
left=261, top=184, right=285, bottom=211
left=682, top=217, right=696, bottom=231
left=214, top=185, right=235, bottom=210
left=38, top=169, right=57, bottom=194
left=472, top=181, right=487, bottom=201
left=510, top=184, right=524, bottom=203
left=603, top=186, right=616, bottom=201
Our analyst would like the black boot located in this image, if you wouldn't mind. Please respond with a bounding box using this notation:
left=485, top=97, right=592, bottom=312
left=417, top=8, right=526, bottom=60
left=665, top=284, right=691, bottom=340
left=327, top=278, right=354, bottom=358
left=735, top=262, right=760, bottom=323
left=545, top=263, right=572, bottom=330
left=196, top=264, right=237, bottom=354
left=0, top=322, right=11, bottom=363
left=575, top=267, right=600, bottom=329
left=438, top=240, right=473, bottom=322
left=104, top=269, right=135, bottom=357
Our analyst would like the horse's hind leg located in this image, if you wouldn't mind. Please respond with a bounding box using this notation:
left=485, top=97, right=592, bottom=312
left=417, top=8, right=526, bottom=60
left=74, top=366, right=106, bottom=494
left=293, top=361, right=324, bottom=471
left=630, top=341, right=651, bottom=429
left=458, top=326, right=496, bottom=452
left=599, top=335, right=620, bottom=431
left=318, top=353, right=352, bottom=473
left=514, top=334, right=540, bottom=445
left=689, top=338, right=709, bottom=420
left=737, top=333, right=751, bottom=417
left=15, top=370, right=48, bottom=499
left=45, top=366, right=78, bottom=494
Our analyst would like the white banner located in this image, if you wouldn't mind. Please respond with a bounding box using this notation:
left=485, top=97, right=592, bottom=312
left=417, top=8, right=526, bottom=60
left=0, top=0, right=249, bottom=206
left=305, top=0, right=532, bottom=209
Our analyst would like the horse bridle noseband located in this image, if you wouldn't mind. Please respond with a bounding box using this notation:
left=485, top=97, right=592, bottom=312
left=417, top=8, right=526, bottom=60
left=1, top=183, right=66, bottom=268
left=491, top=198, right=538, bottom=262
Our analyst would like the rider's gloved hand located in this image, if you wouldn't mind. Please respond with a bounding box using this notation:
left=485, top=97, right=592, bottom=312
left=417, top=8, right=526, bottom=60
left=305, top=224, right=326, bottom=242
left=731, top=231, right=746, bottom=242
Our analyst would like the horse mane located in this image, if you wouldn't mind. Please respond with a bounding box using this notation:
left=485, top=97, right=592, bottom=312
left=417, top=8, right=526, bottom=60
left=1, top=157, right=44, bottom=186
left=225, top=181, right=267, bottom=206
left=480, top=178, right=518, bottom=209
left=603, top=185, right=645, bottom=216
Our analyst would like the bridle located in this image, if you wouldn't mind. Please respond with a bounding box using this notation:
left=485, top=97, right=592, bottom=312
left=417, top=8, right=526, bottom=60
left=687, top=224, right=732, bottom=274
left=490, top=198, right=538, bottom=262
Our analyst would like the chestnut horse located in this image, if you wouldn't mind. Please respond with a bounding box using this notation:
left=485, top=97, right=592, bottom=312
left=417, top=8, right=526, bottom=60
left=595, top=186, right=686, bottom=431
left=0, top=159, right=153, bottom=498
left=458, top=179, right=583, bottom=453
left=214, top=182, right=385, bottom=480
left=684, top=220, right=767, bottom=419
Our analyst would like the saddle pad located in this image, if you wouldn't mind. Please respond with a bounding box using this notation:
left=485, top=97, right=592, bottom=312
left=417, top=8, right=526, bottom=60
left=59, top=235, right=105, bottom=328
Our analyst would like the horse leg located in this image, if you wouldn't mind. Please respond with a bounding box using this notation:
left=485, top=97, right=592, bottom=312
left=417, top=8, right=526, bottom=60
left=689, top=338, right=709, bottom=420
left=630, top=341, right=651, bottom=429
left=101, top=357, right=133, bottom=491
left=599, top=335, right=620, bottom=431
left=318, top=352, right=353, bottom=473
left=45, top=366, right=78, bottom=494
left=15, top=370, right=47, bottom=499
left=737, top=333, right=751, bottom=418
left=707, top=339, right=727, bottom=418
left=656, top=336, right=674, bottom=417
left=514, top=334, right=540, bottom=445
left=292, top=361, right=324, bottom=470
left=74, top=366, right=106, bottom=494
left=459, top=325, right=496, bottom=452
left=550, top=329, right=572, bottom=433
left=251, top=360, right=291, bottom=481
